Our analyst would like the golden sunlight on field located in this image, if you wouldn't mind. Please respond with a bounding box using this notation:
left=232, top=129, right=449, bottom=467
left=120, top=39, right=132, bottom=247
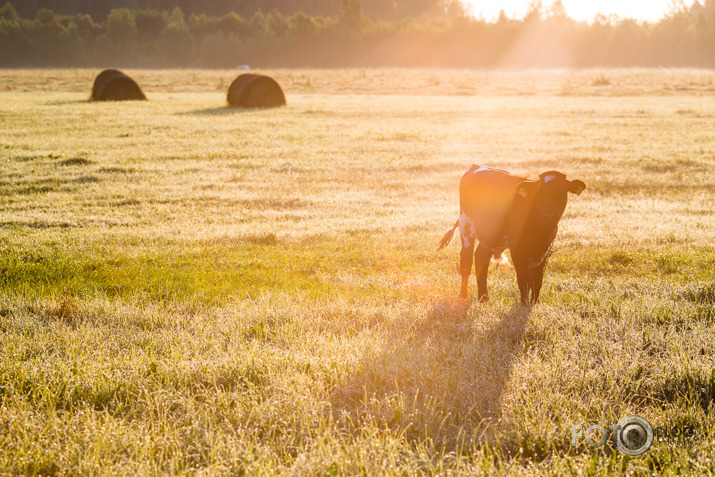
left=0, top=68, right=713, bottom=474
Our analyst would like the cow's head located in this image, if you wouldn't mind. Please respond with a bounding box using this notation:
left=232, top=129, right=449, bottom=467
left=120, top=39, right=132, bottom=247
left=536, top=171, right=586, bottom=226
left=517, top=171, right=586, bottom=229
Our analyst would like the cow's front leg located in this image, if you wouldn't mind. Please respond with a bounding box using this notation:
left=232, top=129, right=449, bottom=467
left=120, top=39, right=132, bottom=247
left=474, top=243, right=493, bottom=302
left=511, top=252, right=531, bottom=305
left=459, top=243, right=474, bottom=298
left=529, top=260, right=547, bottom=304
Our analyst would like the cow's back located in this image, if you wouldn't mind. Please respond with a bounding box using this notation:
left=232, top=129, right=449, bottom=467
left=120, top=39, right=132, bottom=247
left=459, top=165, right=525, bottom=248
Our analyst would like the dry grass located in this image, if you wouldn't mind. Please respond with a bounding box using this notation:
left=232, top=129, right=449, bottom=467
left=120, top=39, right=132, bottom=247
left=0, top=68, right=713, bottom=475
left=2, top=68, right=715, bottom=96
left=592, top=73, right=612, bottom=86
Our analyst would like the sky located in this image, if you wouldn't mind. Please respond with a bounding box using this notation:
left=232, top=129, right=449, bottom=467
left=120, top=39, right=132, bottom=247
left=463, top=0, right=696, bottom=23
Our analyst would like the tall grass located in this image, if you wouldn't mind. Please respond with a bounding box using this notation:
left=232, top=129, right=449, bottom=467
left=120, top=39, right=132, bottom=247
left=0, top=69, right=713, bottom=474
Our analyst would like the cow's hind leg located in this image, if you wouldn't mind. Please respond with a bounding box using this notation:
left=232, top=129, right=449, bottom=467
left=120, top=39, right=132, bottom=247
left=458, top=213, right=477, bottom=298
left=474, top=243, right=493, bottom=302
left=460, top=243, right=474, bottom=298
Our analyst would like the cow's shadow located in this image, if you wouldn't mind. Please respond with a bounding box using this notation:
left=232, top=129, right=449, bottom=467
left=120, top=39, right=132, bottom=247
left=330, top=298, right=530, bottom=447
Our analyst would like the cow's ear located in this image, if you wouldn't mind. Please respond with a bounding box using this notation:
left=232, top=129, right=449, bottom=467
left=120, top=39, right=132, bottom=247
left=567, top=179, right=586, bottom=195
left=516, top=181, right=537, bottom=198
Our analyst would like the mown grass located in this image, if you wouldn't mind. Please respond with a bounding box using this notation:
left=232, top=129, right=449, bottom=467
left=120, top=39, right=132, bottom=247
left=0, top=68, right=714, bottom=475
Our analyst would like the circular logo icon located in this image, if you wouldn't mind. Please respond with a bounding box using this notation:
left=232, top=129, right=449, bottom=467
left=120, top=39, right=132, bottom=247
left=615, top=415, right=654, bottom=456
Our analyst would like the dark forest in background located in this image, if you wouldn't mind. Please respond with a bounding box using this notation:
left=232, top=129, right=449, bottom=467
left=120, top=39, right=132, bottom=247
left=1, top=0, right=470, bottom=22
left=1, top=0, right=714, bottom=67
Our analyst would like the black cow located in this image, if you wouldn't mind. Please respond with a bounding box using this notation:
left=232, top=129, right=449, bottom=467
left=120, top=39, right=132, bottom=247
left=438, top=165, right=586, bottom=304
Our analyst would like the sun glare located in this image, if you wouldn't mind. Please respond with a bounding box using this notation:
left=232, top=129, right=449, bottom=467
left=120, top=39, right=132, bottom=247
left=464, top=0, right=696, bottom=22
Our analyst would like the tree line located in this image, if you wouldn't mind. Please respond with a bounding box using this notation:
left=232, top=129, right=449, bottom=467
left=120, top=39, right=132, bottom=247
left=5, top=0, right=469, bottom=24
left=1, top=0, right=714, bottom=68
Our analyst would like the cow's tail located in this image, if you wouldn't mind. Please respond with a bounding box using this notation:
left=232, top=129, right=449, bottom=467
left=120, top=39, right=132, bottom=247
left=438, top=218, right=460, bottom=251
left=491, top=250, right=510, bottom=266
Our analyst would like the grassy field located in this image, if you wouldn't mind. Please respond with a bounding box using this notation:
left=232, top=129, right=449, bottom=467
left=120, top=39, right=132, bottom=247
left=0, top=68, right=714, bottom=475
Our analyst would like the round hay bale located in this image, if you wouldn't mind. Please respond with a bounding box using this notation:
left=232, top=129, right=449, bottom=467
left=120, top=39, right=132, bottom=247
left=227, top=74, right=286, bottom=108
left=91, top=69, right=122, bottom=99
left=91, top=69, right=146, bottom=101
